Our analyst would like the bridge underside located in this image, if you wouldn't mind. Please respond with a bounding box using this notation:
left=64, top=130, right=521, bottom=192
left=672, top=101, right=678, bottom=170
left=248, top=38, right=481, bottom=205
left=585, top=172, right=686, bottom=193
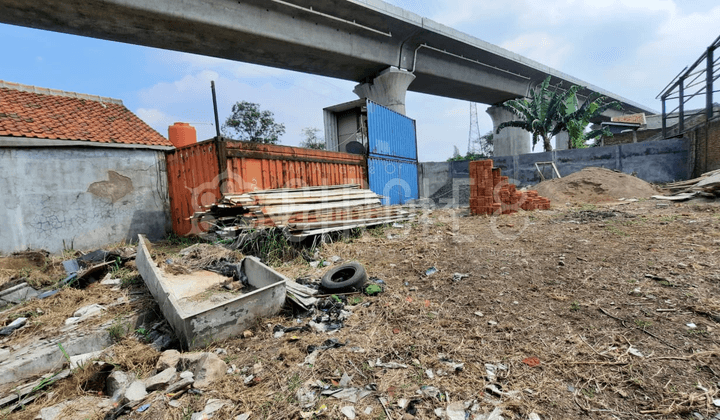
left=0, top=0, right=651, bottom=117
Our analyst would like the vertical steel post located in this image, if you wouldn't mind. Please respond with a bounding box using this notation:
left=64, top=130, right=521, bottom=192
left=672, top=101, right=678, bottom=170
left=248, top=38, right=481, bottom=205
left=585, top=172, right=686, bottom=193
left=211, top=81, right=221, bottom=139
left=708, top=46, right=714, bottom=120
left=662, top=97, right=667, bottom=138
left=679, top=77, right=685, bottom=133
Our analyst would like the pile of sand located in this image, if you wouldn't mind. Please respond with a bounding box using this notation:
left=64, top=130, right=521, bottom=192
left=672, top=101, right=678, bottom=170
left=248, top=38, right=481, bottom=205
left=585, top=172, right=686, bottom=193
left=534, top=167, right=658, bottom=204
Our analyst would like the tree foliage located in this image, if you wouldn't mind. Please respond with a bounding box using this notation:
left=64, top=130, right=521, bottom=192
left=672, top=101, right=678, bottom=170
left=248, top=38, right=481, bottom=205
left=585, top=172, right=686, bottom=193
left=497, top=76, right=621, bottom=151
left=222, top=101, right=285, bottom=144
left=564, top=93, right=621, bottom=148
left=299, top=127, right=325, bottom=150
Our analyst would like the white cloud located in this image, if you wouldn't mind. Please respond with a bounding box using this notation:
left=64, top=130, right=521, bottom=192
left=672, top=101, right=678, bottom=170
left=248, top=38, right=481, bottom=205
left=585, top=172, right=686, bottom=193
left=501, top=33, right=574, bottom=69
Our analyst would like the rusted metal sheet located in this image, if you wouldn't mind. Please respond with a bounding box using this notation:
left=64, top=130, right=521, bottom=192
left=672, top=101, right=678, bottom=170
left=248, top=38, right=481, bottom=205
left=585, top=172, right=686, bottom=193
left=223, top=141, right=366, bottom=196
left=166, top=138, right=368, bottom=235
left=166, top=140, right=222, bottom=236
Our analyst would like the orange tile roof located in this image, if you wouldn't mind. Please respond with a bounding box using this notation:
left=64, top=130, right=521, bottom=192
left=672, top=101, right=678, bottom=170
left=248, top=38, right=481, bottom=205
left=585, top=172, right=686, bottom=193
left=0, top=80, right=171, bottom=147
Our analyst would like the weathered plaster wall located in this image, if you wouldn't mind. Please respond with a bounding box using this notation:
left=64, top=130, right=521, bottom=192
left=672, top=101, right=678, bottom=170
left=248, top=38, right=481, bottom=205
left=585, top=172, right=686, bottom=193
left=0, top=147, right=169, bottom=254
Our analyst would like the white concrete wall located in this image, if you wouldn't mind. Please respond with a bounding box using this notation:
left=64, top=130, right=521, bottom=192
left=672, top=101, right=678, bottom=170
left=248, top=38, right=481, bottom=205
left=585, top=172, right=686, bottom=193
left=0, top=147, right=170, bottom=254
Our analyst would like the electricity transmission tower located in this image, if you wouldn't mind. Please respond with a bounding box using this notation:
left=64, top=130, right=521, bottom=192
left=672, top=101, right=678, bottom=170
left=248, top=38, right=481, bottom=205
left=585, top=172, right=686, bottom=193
left=467, top=102, right=481, bottom=154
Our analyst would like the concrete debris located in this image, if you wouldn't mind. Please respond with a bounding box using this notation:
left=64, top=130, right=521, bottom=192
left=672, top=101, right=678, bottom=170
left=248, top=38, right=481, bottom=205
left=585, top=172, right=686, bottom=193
left=107, top=370, right=135, bottom=401
left=157, top=349, right=181, bottom=371
left=190, top=353, right=228, bottom=389
left=0, top=282, right=38, bottom=305
left=69, top=350, right=104, bottom=369
left=341, top=405, right=356, bottom=419
left=339, top=373, right=353, bottom=387
left=145, top=367, right=178, bottom=391
left=124, top=380, right=148, bottom=402
left=0, top=317, right=27, bottom=336
left=136, top=235, right=286, bottom=350
left=64, top=303, right=106, bottom=325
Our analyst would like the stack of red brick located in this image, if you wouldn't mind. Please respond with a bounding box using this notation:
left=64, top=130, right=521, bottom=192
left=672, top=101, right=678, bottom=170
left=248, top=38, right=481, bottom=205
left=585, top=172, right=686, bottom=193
left=469, top=159, right=551, bottom=215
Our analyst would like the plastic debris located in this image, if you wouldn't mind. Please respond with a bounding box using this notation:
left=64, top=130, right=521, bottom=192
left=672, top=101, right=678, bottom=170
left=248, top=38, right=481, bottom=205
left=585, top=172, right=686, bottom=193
left=628, top=347, right=644, bottom=358
left=425, top=267, right=437, bottom=276
left=341, top=406, right=356, bottom=419
left=375, top=359, right=408, bottom=369
left=446, top=401, right=466, bottom=420
left=136, top=404, right=151, bottom=413
left=321, top=387, right=373, bottom=403
left=687, top=323, right=697, bottom=329
left=452, top=273, right=469, bottom=282
left=364, top=284, right=383, bottom=296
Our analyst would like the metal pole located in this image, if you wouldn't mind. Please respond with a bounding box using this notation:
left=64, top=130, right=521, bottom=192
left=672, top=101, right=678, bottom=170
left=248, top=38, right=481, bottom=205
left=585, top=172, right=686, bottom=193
left=211, top=81, right=221, bottom=139
left=662, top=97, right=667, bottom=139
left=708, top=46, right=714, bottom=120
left=679, top=77, right=685, bottom=133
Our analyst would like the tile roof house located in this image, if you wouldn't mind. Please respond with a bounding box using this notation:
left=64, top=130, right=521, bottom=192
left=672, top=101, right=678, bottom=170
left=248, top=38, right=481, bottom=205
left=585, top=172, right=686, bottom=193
left=0, top=80, right=171, bottom=254
left=0, top=80, right=171, bottom=147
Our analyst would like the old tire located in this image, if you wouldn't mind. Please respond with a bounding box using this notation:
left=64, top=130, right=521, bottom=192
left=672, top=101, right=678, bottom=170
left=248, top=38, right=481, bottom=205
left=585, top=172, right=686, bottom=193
left=320, top=262, right=367, bottom=293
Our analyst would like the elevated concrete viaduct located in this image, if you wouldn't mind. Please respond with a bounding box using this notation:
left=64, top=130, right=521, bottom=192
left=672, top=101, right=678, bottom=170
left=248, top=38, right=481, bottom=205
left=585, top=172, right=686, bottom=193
left=0, top=0, right=656, bottom=155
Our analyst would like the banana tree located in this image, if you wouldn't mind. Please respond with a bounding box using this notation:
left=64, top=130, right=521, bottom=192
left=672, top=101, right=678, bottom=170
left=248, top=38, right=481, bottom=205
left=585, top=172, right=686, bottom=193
left=496, top=76, right=580, bottom=152
left=497, top=76, right=622, bottom=151
left=564, top=92, right=622, bottom=148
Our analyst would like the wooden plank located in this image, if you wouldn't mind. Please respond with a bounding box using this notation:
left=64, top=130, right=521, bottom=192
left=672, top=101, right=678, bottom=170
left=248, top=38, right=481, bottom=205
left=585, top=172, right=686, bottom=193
left=259, top=198, right=382, bottom=216
left=289, top=214, right=411, bottom=229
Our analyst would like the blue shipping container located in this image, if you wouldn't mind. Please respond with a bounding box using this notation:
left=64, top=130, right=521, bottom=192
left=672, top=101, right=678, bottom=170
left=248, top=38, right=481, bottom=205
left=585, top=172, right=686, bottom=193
left=367, top=101, right=418, bottom=160
left=368, top=157, right=419, bottom=205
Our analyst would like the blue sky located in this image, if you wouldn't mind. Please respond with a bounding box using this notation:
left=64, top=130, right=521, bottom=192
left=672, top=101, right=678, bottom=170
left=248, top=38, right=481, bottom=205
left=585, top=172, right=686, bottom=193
left=1, top=0, right=719, bottom=161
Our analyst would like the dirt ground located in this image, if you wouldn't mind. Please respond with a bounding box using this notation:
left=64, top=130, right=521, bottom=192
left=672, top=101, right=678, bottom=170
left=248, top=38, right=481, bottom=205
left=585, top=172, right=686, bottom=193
left=3, top=199, right=720, bottom=420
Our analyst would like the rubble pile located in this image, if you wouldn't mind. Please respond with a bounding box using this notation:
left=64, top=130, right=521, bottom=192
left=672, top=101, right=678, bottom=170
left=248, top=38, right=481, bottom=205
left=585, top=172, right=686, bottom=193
left=654, top=168, right=720, bottom=201
left=192, top=184, right=413, bottom=242
left=469, top=159, right=550, bottom=215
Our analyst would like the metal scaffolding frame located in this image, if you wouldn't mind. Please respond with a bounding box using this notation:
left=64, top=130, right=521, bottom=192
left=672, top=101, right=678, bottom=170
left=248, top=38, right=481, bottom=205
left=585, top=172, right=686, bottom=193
left=658, top=34, right=720, bottom=138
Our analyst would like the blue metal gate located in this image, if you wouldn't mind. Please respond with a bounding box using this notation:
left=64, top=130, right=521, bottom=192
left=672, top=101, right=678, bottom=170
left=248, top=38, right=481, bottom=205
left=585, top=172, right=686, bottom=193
left=366, top=101, right=419, bottom=205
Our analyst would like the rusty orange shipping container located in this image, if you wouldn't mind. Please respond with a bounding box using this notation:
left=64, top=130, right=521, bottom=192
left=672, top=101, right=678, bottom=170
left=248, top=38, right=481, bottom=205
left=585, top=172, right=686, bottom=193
left=165, top=138, right=368, bottom=236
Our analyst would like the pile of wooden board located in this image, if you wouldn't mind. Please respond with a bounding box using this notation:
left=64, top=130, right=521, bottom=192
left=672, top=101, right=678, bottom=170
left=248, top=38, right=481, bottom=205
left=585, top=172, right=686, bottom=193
left=654, top=169, right=720, bottom=201
left=191, top=184, right=413, bottom=241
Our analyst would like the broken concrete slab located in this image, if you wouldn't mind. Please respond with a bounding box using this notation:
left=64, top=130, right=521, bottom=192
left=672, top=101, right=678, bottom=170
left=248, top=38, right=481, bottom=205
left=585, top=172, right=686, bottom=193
left=107, top=370, right=135, bottom=400
left=136, top=234, right=287, bottom=350
left=157, top=349, right=181, bottom=371
left=124, top=380, right=148, bottom=402
left=0, top=282, right=38, bottom=304
left=190, top=353, right=227, bottom=389
left=69, top=350, right=104, bottom=369
left=145, top=367, right=177, bottom=391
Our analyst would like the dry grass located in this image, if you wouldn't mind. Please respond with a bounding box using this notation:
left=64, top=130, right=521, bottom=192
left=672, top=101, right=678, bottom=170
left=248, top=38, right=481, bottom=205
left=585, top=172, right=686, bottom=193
left=3, top=200, right=720, bottom=419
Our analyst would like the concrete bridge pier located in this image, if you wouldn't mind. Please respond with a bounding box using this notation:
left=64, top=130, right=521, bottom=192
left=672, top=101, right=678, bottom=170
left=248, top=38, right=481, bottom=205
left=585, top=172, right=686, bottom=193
left=353, top=67, right=416, bottom=115
left=555, top=131, right=570, bottom=150
left=487, top=105, right=532, bottom=156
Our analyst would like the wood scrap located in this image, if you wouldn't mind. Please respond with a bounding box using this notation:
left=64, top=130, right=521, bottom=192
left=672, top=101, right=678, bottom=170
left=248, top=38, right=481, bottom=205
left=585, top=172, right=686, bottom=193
left=657, top=169, right=720, bottom=200
left=190, top=185, right=414, bottom=242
